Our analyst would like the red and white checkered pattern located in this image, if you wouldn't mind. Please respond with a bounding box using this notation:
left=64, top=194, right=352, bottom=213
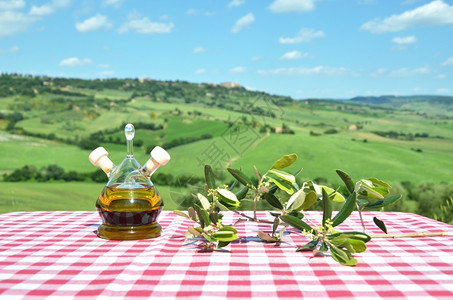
left=1, top=211, right=452, bottom=299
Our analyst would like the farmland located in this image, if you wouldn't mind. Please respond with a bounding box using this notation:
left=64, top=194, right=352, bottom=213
left=1, top=74, right=452, bottom=223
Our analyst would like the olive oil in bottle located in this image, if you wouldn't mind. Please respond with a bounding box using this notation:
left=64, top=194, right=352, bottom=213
left=89, top=123, right=170, bottom=240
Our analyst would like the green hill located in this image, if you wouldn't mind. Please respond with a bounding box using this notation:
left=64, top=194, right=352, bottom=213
left=1, top=74, right=452, bottom=223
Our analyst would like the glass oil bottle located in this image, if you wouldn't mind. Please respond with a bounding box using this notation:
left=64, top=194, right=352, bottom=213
left=89, top=123, right=170, bottom=240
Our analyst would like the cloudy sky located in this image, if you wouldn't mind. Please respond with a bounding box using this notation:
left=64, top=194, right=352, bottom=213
left=1, top=0, right=452, bottom=99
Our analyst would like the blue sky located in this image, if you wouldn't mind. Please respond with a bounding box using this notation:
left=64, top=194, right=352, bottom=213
left=1, top=0, right=452, bottom=99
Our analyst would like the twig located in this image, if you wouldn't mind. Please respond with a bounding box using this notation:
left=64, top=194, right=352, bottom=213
left=369, top=231, right=453, bottom=238
left=232, top=210, right=274, bottom=224
left=357, top=204, right=366, bottom=232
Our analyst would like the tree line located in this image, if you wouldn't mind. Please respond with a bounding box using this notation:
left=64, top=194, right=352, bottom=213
left=3, top=164, right=453, bottom=225
left=2, top=164, right=205, bottom=188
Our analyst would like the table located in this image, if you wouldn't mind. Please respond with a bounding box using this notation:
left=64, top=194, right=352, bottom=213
left=1, top=210, right=453, bottom=299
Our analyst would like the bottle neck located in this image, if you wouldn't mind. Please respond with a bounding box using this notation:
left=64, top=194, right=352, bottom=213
left=126, top=138, right=134, bottom=157
left=140, top=157, right=160, bottom=178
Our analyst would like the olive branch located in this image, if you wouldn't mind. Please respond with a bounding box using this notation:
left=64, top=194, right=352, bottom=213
left=174, top=154, right=401, bottom=266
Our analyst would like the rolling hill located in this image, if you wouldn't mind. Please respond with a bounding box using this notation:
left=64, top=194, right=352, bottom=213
left=1, top=74, right=452, bottom=221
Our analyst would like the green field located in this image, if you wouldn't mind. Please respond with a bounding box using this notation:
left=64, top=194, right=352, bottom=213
left=1, top=74, right=453, bottom=221
left=0, top=182, right=184, bottom=214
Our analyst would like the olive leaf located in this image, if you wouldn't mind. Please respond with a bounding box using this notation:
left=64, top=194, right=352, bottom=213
left=336, top=169, right=355, bottom=194
left=197, top=193, right=211, bottom=210
left=193, top=204, right=210, bottom=228
left=227, top=168, right=254, bottom=187
left=296, top=238, right=319, bottom=251
left=173, top=210, right=190, bottom=219
left=253, top=166, right=262, bottom=181
left=331, top=192, right=357, bottom=227
left=286, top=189, right=317, bottom=211
left=204, top=165, right=216, bottom=189
left=321, top=188, right=332, bottom=227
left=235, top=186, right=249, bottom=200
left=212, top=230, right=239, bottom=242
left=262, top=192, right=283, bottom=209
left=366, top=177, right=391, bottom=188
left=267, top=169, right=296, bottom=184
left=364, top=194, right=402, bottom=209
left=280, top=214, right=315, bottom=234
left=217, top=189, right=240, bottom=208
left=188, top=207, right=197, bottom=222
left=330, top=243, right=358, bottom=266
left=267, top=177, right=295, bottom=194
left=271, top=153, right=298, bottom=170
left=257, top=231, right=278, bottom=243
left=373, top=217, right=388, bottom=234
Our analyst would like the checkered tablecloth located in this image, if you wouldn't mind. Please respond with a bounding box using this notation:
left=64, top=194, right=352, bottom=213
left=1, top=210, right=453, bottom=299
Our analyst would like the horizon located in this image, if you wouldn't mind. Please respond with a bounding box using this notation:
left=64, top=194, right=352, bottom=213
left=1, top=0, right=453, bottom=99
left=4, top=72, right=453, bottom=101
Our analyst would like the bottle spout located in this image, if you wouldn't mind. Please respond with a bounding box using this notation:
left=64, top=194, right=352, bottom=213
left=142, top=146, right=171, bottom=177
left=89, top=147, right=115, bottom=177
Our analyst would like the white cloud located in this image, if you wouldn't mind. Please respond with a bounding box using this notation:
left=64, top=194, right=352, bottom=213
left=279, top=28, right=325, bottom=44
left=393, top=66, right=430, bottom=76
left=99, top=70, right=115, bottom=77
left=195, top=68, right=206, bottom=74
left=280, top=50, right=307, bottom=60
left=442, top=57, right=453, bottom=66
left=269, top=0, right=317, bottom=13
left=102, top=0, right=123, bottom=7
left=230, top=66, right=246, bottom=73
left=76, top=14, right=112, bottom=33
left=228, top=0, right=245, bottom=7
left=0, top=0, right=70, bottom=36
left=257, top=66, right=354, bottom=76
left=52, top=0, right=71, bottom=8
left=0, top=45, right=20, bottom=54
left=192, top=47, right=206, bottom=54
left=29, top=4, right=54, bottom=16
left=436, top=74, right=447, bottom=79
left=361, top=0, right=453, bottom=33
left=437, top=88, right=450, bottom=93
left=0, top=11, right=36, bottom=36
left=118, top=17, right=174, bottom=34
left=0, top=0, right=25, bottom=11
left=186, top=9, right=198, bottom=15
left=186, top=8, right=216, bottom=17
left=231, top=13, right=255, bottom=33
left=251, top=56, right=261, bottom=61
left=29, top=0, right=71, bottom=16
left=97, top=64, right=110, bottom=68
left=370, top=67, right=387, bottom=77
left=59, top=57, right=93, bottom=67
left=373, top=66, right=430, bottom=77
left=392, top=35, right=417, bottom=44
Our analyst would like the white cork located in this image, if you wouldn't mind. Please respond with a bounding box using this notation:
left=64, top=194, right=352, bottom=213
left=89, top=147, right=114, bottom=174
left=151, top=146, right=171, bottom=166
left=145, top=146, right=171, bottom=175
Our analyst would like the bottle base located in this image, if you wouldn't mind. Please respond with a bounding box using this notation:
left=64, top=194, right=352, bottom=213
left=97, top=222, right=162, bottom=240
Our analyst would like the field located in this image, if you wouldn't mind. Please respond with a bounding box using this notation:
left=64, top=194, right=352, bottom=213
left=1, top=75, right=452, bottom=221
left=0, top=182, right=184, bottom=214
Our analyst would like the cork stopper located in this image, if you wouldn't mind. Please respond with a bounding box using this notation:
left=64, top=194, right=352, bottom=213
left=144, top=146, right=171, bottom=176
left=89, top=147, right=114, bottom=175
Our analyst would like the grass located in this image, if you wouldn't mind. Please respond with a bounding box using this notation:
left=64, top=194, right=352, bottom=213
left=0, top=182, right=183, bottom=214
left=0, top=131, right=93, bottom=174
left=230, top=131, right=453, bottom=185
left=0, top=182, right=101, bottom=213
left=2, top=77, right=453, bottom=214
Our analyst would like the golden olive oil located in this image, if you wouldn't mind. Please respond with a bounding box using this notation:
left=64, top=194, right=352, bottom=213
left=96, top=183, right=163, bottom=240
